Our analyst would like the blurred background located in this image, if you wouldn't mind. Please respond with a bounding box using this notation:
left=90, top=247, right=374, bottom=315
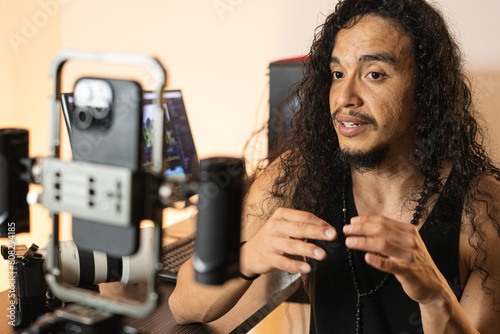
left=1, top=0, right=499, bottom=332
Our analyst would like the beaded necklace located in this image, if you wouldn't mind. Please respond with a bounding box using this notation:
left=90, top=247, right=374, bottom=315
left=342, top=176, right=424, bottom=334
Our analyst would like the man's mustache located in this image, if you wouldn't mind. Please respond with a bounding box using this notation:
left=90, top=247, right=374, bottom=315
left=332, top=108, right=377, bottom=126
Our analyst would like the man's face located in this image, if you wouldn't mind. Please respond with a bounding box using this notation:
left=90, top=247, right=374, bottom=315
left=329, top=15, right=416, bottom=168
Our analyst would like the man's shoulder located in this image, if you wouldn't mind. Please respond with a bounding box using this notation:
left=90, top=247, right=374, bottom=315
left=475, top=173, right=500, bottom=211
left=245, top=153, right=300, bottom=208
left=250, top=152, right=300, bottom=194
left=477, top=172, right=500, bottom=195
left=459, top=172, right=500, bottom=277
left=464, top=172, right=500, bottom=235
left=241, top=153, right=298, bottom=239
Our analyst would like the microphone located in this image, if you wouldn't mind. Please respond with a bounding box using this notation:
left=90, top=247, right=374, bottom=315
left=0, top=128, right=30, bottom=237
left=194, top=157, right=245, bottom=285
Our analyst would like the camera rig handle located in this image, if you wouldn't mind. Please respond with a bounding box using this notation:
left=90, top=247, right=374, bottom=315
left=44, top=50, right=166, bottom=318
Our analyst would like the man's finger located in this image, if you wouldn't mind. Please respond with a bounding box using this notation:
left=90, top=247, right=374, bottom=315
left=267, top=217, right=336, bottom=241
left=343, top=220, right=417, bottom=249
left=271, top=237, right=328, bottom=261
left=276, top=208, right=331, bottom=226
left=269, top=252, right=312, bottom=274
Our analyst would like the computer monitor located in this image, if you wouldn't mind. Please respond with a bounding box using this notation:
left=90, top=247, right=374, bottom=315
left=61, top=90, right=199, bottom=181
left=142, top=90, right=199, bottom=180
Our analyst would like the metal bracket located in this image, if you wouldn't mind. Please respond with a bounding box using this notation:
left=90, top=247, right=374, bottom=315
left=44, top=50, right=166, bottom=318
left=41, top=158, right=142, bottom=227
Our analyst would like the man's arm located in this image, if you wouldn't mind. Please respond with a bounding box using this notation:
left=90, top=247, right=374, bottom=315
left=418, top=174, right=500, bottom=333
left=168, top=162, right=277, bottom=324
left=168, top=257, right=253, bottom=324
left=454, top=175, right=500, bottom=333
left=421, top=215, right=500, bottom=334
left=168, top=158, right=336, bottom=324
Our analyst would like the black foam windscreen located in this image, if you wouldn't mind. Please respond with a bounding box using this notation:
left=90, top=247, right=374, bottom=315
left=194, top=157, right=245, bottom=285
left=0, top=128, right=30, bottom=237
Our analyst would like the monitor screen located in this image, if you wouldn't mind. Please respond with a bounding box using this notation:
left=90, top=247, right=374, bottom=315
left=142, top=90, right=199, bottom=180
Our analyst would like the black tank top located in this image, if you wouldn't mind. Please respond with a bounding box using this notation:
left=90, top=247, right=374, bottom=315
left=307, top=172, right=464, bottom=334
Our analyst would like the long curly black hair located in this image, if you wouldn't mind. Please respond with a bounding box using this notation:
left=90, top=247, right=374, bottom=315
left=270, top=0, right=500, bottom=292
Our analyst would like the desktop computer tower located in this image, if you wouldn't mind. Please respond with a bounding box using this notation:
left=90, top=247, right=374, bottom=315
left=268, top=58, right=305, bottom=154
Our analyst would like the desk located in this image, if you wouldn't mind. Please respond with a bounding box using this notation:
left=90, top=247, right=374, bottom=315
left=1, top=270, right=301, bottom=334
left=1, top=215, right=302, bottom=333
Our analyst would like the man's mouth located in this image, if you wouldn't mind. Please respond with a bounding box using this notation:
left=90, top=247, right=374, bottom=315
left=336, top=117, right=370, bottom=137
left=333, top=108, right=376, bottom=128
left=341, top=121, right=362, bottom=128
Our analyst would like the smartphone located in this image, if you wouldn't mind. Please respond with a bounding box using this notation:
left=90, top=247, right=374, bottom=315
left=70, top=77, right=144, bottom=256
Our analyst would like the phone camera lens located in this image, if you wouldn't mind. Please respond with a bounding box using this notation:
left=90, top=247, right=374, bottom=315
left=73, top=106, right=93, bottom=130
left=91, top=106, right=111, bottom=120
left=79, top=112, right=87, bottom=122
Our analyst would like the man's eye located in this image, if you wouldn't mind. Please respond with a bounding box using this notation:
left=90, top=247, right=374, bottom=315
left=367, top=72, right=383, bottom=80
left=332, top=71, right=344, bottom=80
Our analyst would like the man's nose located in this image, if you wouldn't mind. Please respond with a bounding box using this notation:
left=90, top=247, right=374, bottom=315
left=333, top=76, right=362, bottom=109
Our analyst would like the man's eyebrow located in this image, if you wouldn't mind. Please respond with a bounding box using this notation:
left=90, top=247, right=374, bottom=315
left=330, top=56, right=340, bottom=64
left=359, top=53, right=396, bottom=65
left=330, top=53, right=396, bottom=66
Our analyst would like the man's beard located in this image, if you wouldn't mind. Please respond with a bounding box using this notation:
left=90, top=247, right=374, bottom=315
left=339, top=144, right=390, bottom=172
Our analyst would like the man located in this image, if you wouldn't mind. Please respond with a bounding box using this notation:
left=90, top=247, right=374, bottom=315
left=169, top=0, right=500, bottom=332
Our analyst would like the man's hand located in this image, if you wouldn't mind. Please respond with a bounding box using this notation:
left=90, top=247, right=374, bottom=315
left=343, top=215, right=452, bottom=305
left=239, top=208, right=337, bottom=277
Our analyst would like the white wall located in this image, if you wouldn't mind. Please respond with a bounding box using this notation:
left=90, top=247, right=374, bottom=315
left=58, top=0, right=339, bottom=160
left=1, top=0, right=499, bottom=293
left=0, top=0, right=62, bottom=292
left=438, top=0, right=500, bottom=161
